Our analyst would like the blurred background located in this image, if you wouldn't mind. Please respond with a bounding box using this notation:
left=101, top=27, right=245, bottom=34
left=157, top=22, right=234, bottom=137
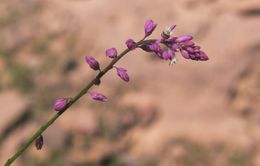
left=0, top=0, right=260, bottom=165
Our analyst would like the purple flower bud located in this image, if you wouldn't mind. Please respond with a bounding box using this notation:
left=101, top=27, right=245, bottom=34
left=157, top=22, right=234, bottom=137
left=140, top=42, right=160, bottom=53
left=183, top=41, right=195, bottom=47
left=126, top=39, right=137, bottom=50
left=176, top=35, right=193, bottom=42
left=186, top=47, right=195, bottom=53
left=144, top=19, right=157, bottom=37
left=85, top=56, right=100, bottom=71
left=189, top=54, right=196, bottom=60
left=165, top=36, right=177, bottom=43
left=105, top=48, right=117, bottom=58
left=161, top=32, right=170, bottom=40
left=181, top=50, right=190, bottom=59
left=161, top=25, right=176, bottom=40
left=148, top=42, right=161, bottom=53
left=116, top=67, right=130, bottom=82
left=54, top=98, right=70, bottom=112
left=168, top=24, right=176, bottom=32
left=172, top=43, right=179, bottom=50
left=89, top=92, right=108, bottom=102
left=162, top=49, right=175, bottom=60
left=199, top=51, right=209, bottom=61
left=35, top=135, right=44, bottom=150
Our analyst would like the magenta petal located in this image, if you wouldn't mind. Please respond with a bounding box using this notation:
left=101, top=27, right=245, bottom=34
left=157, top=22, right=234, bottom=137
left=125, top=39, right=137, bottom=50
left=181, top=50, right=190, bottom=59
left=89, top=92, right=108, bottom=102
left=105, top=48, right=118, bottom=58
left=144, top=19, right=157, bottom=37
left=176, top=35, right=193, bottom=42
left=116, top=67, right=130, bottom=82
left=162, top=49, right=175, bottom=60
left=85, top=56, right=100, bottom=71
left=54, top=98, right=70, bottom=112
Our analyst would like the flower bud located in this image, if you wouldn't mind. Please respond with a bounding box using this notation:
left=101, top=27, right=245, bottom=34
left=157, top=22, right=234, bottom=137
left=161, top=32, right=170, bottom=40
left=144, top=19, right=157, bottom=37
left=199, top=51, right=209, bottom=61
left=172, top=43, right=179, bottom=50
left=35, top=135, right=44, bottom=150
left=168, top=24, right=177, bottom=32
left=186, top=47, right=195, bottom=53
left=176, top=35, right=193, bottom=42
left=181, top=50, right=190, bottom=59
left=125, top=39, right=137, bottom=50
left=85, top=56, right=100, bottom=71
left=89, top=92, right=108, bottom=102
left=165, top=36, right=177, bottom=42
left=161, top=25, right=176, bottom=39
left=54, top=98, right=70, bottom=112
left=183, top=41, right=195, bottom=47
left=116, top=67, right=130, bottom=82
left=162, top=49, right=175, bottom=60
left=105, top=48, right=118, bottom=58
left=148, top=42, right=161, bottom=53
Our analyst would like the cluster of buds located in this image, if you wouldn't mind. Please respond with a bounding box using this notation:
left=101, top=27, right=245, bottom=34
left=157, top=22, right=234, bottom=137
left=141, top=20, right=209, bottom=64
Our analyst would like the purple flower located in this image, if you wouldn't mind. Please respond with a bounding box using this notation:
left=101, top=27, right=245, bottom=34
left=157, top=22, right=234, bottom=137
left=85, top=56, right=100, bottom=71
left=126, top=39, right=137, bottom=50
left=105, top=48, right=117, bottom=58
left=172, top=43, right=179, bottom=51
left=35, top=135, right=44, bottom=150
left=168, top=24, right=177, bottom=32
left=165, top=36, right=177, bottom=42
left=186, top=47, right=195, bottom=53
left=144, top=19, right=157, bottom=37
left=162, top=49, right=175, bottom=60
left=140, top=40, right=161, bottom=53
left=54, top=98, right=70, bottom=112
left=148, top=42, right=161, bottom=53
left=198, top=51, right=209, bottom=61
left=116, top=67, right=130, bottom=82
left=161, top=25, right=176, bottom=39
left=181, top=50, right=190, bottom=59
left=89, top=92, right=108, bottom=102
left=183, top=41, right=195, bottom=47
left=176, top=35, right=193, bottom=43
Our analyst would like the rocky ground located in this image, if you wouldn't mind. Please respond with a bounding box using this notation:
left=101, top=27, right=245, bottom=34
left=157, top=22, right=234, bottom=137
left=0, top=0, right=260, bottom=165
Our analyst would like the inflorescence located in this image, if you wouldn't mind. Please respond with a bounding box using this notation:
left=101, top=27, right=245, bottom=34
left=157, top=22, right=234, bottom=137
left=51, top=19, right=209, bottom=148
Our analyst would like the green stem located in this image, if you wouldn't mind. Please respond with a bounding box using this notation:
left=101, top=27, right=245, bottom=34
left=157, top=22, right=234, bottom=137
left=4, top=39, right=147, bottom=166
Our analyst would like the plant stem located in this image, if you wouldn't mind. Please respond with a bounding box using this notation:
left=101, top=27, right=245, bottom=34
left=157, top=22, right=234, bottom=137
left=4, top=39, right=148, bottom=166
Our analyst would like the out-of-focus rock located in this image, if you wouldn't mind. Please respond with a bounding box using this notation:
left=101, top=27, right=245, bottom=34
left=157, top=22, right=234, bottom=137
left=0, top=90, right=28, bottom=136
left=121, top=92, right=158, bottom=127
left=237, top=0, right=260, bottom=16
left=230, top=53, right=260, bottom=120
left=0, top=59, right=6, bottom=72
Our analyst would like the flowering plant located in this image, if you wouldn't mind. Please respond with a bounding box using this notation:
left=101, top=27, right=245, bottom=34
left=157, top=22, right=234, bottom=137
left=4, top=19, right=208, bottom=166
